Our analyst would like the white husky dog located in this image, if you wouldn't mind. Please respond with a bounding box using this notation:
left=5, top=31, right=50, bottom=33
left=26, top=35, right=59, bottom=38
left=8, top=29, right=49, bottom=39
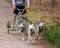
left=28, top=22, right=36, bottom=44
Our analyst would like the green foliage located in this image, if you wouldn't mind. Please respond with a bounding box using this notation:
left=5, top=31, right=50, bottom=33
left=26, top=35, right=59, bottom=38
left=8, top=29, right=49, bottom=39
left=44, top=23, right=60, bottom=48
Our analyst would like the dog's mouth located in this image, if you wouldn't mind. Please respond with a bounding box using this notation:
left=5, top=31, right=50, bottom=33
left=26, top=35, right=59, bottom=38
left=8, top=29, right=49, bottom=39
left=20, top=27, right=25, bottom=32
left=39, top=26, right=43, bottom=32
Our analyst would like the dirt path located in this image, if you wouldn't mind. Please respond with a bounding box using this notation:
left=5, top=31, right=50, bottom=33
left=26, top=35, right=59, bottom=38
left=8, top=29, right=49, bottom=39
left=0, top=0, right=53, bottom=48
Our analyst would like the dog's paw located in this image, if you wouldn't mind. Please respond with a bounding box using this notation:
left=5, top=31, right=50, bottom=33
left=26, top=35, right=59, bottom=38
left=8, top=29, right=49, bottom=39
left=22, top=38, right=25, bottom=41
left=39, top=36, right=41, bottom=40
left=32, top=40, right=35, bottom=44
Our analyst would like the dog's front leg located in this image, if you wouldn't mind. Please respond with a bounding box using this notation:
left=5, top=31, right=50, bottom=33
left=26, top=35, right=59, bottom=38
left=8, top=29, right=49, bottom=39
left=28, top=30, right=32, bottom=43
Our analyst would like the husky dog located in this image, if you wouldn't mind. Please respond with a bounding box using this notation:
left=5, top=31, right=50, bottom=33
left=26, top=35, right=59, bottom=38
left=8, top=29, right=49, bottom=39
left=28, top=22, right=36, bottom=44
left=36, top=22, right=44, bottom=39
left=19, top=22, right=26, bottom=41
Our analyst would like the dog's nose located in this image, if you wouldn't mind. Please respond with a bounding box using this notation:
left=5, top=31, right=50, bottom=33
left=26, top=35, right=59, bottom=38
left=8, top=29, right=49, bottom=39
left=30, top=29, right=33, bottom=31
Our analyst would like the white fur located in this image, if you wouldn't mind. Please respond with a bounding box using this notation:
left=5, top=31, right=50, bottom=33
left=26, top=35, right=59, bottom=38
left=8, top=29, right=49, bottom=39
left=29, top=24, right=35, bottom=30
left=19, top=23, right=24, bottom=27
left=38, top=22, right=44, bottom=26
left=28, top=24, right=36, bottom=43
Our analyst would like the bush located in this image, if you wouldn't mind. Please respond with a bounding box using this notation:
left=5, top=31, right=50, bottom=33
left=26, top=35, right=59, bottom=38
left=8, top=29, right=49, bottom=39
left=44, top=23, right=60, bottom=48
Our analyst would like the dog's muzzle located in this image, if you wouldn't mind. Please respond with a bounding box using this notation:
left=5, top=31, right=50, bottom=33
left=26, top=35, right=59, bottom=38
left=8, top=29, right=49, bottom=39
left=39, top=26, right=43, bottom=32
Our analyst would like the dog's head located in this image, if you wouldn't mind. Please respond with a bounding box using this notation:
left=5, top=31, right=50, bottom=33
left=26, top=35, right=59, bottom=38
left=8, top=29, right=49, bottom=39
left=28, top=23, right=35, bottom=30
left=36, top=22, right=44, bottom=32
left=38, top=22, right=44, bottom=27
left=19, top=23, right=25, bottom=28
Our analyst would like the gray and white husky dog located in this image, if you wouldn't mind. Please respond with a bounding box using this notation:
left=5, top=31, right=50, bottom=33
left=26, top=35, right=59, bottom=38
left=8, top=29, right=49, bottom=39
left=36, top=21, right=44, bottom=39
left=19, top=22, right=26, bottom=41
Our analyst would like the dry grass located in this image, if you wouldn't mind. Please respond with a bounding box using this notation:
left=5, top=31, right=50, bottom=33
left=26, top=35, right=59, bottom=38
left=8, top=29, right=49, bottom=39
left=5, top=0, right=11, bottom=2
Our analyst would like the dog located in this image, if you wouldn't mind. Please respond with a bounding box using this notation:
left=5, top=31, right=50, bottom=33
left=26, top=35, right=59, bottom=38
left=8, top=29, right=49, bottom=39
left=19, top=22, right=26, bottom=41
left=36, top=22, right=44, bottom=39
left=28, top=22, right=36, bottom=44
